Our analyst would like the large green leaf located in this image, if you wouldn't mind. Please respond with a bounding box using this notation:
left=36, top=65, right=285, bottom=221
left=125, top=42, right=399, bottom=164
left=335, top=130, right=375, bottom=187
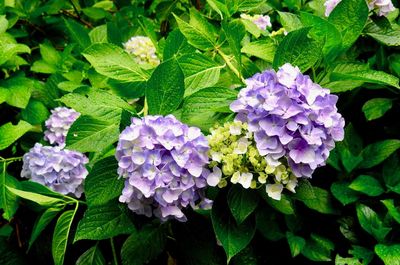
left=273, top=27, right=321, bottom=72
left=0, top=167, right=20, bottom=221
left=0, top=120, right=32, bottom=150
left=365, top=21, right=400, bottom=47
left=301, top=234, right=334, bottom=262
left=163, top=29, right=195, bottom=60
left=356, top=204, right=391, bottom=242
left=222, top=20, right=245, bottom=72
left=227, top=185, right=259, bottom=224
left=7, top=186, right=64, bottom=206
left=294, top=183, right=338, bottom=214
left=0, top=77, right=32, bottom=109
left=241, top=39, right=276, bottom=62
left=146, top=58, right=185, bottom=115
left=63, top=18, right=91, bottom=51
left=331, top=181, right=360, bottom=206
left=85, top=157, right=124, bottom=206
left=66, top=115, right=120, bottom=153
left=362, top=98, right=393, bottom=121
left=331, top=69, right=399, bottom=89
left=178, top=53, right=223, bottom=97
left=60, top=90, right=133, bottom=123
left=83, top=43, right=149, bottom=82
left=173, top=10, right=217, bottom=50
left=21, top=100, right=50, bottom=125
left=358, top=140, right=400, bottom=169
left=29, top=207, right=63, bottom=250
left=76, top=245, right=106, bottom=265
left=211, top=194, right=256, bottom=262
left=52, top=208, right=77, bottom=265
left=121, top=225, right=167, bottom=265
left=74, top=202, right=135, bottom=242
left=349, top=175, right=385, bottom=197
left=286, top=232, right=306, bottom=257
left=375, top=244, right=400, bottom=265
left=381, top=199, right=400, bottom=225
left=328, top=0, right=368, bottom=50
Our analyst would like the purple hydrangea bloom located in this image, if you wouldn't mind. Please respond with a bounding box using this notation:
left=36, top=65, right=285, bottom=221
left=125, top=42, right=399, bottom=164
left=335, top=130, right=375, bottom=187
left=230, top=63, right=345, bottom=178
left=21, top=143, right=89, bottom=198
left=44, top=107, right=80, bottom=147
left=115, top=115, right=212, bottom=222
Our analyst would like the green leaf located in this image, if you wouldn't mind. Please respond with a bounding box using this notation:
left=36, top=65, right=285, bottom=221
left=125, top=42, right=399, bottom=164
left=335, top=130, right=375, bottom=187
left=60, top=90, right=133, bottom=123
left=0, top=167, right=20, bottom=221
left=181, top=87, right=237, bottom=130
left=83, top=43, right=149, bottom=82
left=362, top=98, right=393, bottom=121
left=146, top=58, right=185, bottom=115
left=349, top=175, right=385, bottom=196
left=273, top=27, right=322, bottom=72
left=262, top=192, right=295, bottom=215
left=21, top=100, right=50, bottom=125
left=381, top=199, right=400, bottom=224
left=0, top=121, right=33, bottom=150
left=121, top=225, right=167, bottom=265
left=63, top=18, right=91, bottom=51
left=227, top=185, right=259, bottom=224
left=76, top=245, right=106, bottom=265
left=52, top=208, right=77, bottom=265
left=255, top=210, right=285, bottom=241
left=365, top=21, right=400, bottom=46
left=359, top=140, right=400, bottom=169
left=163, top=29, right=195, bottom=60
left=211, top=195, right=256, bottom=262
left=375, top=244, right=400, bottom=265
left=301, top=234, right=334, bottom=262
left=0, top=77, right=32, bottom=108
left=335, top=255, right=363, bottom=265
left=321, top=62, right=368, bottom=93
left=299, top=12, right=342, bottom=61
left=286, top=232, right=306, bottom=257
left=89, top=25, right=108, bottom=44
left=331, top=181, right=360, bottom=205
left=328, top=0, right=369, bottom=50
left=383, top=154, right=400, bottom=192
left=6, top=186, right=63, bottom=206
left=74, top=202, right=135, bottom=242
left=173, top=10, right=217, bottom=50
left=178, top=53, right=223, bottom=97
left=277, top=11, right=303, bottom=32
left=356, top=204, right=391, bottom=242
left=29, top=207, right=63, bottom=250
left=294, top=184, right=338, bottom=214
left=222, top=20, right=245, bottom=71
left=0, top=43, right=30, bottom=66
left=331, top=69, right=400, bottom=89
left=0, top=15, right=9, bottom=34
left=85, top=157, right=124, bottom=206
left=66, top=115, right=120, bottom=153
left=206, top=0, right=229, bottom=19
left=241, top=39, right=276, bottom=62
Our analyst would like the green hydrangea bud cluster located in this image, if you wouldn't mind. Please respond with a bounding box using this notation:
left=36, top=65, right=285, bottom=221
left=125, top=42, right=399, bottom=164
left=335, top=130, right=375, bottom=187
left=207, top=121, right=298, bottom=200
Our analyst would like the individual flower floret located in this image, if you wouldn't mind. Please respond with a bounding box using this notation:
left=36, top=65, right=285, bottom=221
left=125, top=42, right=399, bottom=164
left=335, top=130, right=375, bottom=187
left=44, top=107, right=80, bottom=148
left=115, top=115, right=211, bottom=222
left=123, top=36, right=160, bottom=67
left=324, top=0, right=395, bottom=17
left=207, top=121, right=298, bottom=200
left=240, top=14, right=272, bottom=30
left=21, top=143, right=88, bottom=198
left=230, top=63, right=345, bottom=178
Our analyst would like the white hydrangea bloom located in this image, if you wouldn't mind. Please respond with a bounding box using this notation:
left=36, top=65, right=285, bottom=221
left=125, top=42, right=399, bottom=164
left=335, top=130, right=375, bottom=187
left=266, top=184, right=284, bottom=201
left=123, top=36, right=160, bottom=67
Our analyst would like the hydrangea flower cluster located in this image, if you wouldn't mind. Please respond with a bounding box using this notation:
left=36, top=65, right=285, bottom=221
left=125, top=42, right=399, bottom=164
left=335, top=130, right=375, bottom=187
left=207, top=121, right=297, bottom=200
left=123, top=36, right=160, bottom=67
left=240, top=14, right=272, bottom=31
left=44, top=107, right=80, bottom=147
left=21, top=143, right=89, bottom=198
left=115, top=115, right=212, bottom=222
left=230, top=63, right=345, bottom=179
left=324, top=0, right=395, bottom=17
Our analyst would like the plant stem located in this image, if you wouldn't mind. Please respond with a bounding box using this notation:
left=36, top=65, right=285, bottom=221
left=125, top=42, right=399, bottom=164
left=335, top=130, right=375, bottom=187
left=217, top=49, right=245, bottom=83
left=0, top=156, right=23, bottom=164
left=110, top=238, right=119, bottom=265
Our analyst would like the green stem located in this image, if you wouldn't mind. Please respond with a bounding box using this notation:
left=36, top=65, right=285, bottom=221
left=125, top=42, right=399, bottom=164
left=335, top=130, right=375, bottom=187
left=138, top=99, right=149, bottom=116
left=0, top=156, right=23, bottom=163
left=217, top=49, right=245, bottom=83
left=110, top=238, right=119, bottom=265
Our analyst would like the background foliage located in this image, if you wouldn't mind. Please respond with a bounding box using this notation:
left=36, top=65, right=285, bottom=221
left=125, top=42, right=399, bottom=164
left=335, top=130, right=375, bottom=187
left=1, top=0, right=400, bottom=264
